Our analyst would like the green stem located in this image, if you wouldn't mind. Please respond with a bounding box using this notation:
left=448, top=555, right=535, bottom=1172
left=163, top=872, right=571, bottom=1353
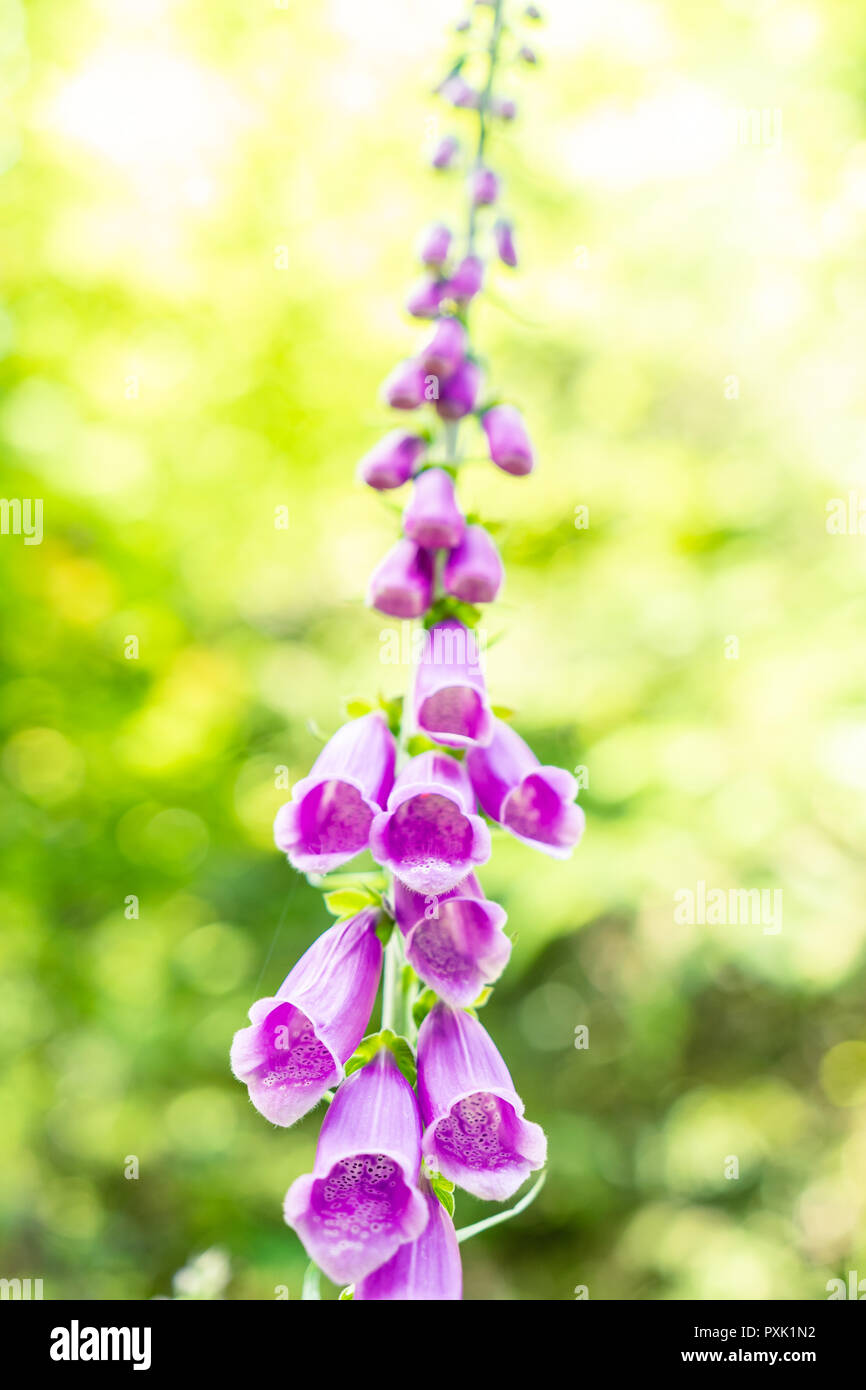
left=468, top=0, right=506, bottom=254
left=456, top=1172, right=547, bottom=1244
left=381, top=931, right=400, bottom=1032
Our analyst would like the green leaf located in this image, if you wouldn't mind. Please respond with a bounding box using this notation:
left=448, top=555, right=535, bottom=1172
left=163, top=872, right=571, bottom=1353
left=423, top=597, right=483, bottom=630
left=456, top=1172, right=546, bottom=1245
left=323, top=887, right=379, bottom=918
left=301, top=1262, right=321, bottom=1300
left=344, top=1028, right=416, bottom=1086
left=429, top=1172, right=455, bottom=1219
left=377, top=692, right=404, bottom=738
left=491, top=704, right=516, bottom=721
left=384, top=1031, right=417, bottom=1086
left=375, top=914, right=394, bottom=947
left=412, top=988, right=439, bottom=1030
left=472, top=986, right=493, bottom=1010
left=338, top=1284, right=355, bottom=1301
left=343, top=697, right=374, bottom=719
left=464, top=513, right=507, bottom=538
left=405, top=733, right=439, bottom=758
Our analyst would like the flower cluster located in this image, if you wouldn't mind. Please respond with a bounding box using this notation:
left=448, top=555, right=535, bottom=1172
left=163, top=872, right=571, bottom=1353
left=231, top=0, right=583, bottom=1301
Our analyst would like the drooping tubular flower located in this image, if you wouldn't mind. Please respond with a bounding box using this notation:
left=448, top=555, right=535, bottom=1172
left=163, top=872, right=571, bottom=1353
left=445, top=253, right=484, bottom=303
left=369, top=751, right=491, bottom=894
left=393, top=873, right=511, bottom=1007
left=466, top=716, right=585, bottom=858
left=236, top=0, right=577, bottom=1302
left=413, top=618, right=493, bottom=748
left=403, top=468, right=465, bottom=550
left=406, top=278, right=446, bottom=319
left=431, top=134, right=460, bottom=169
left=357, top=429, right=426, bottom=490
left=381, top=357, right=428, bottom=408
left=481, top=403, right=535, bottom=475
left=418, top=222, right=452, bottom=267
left=367, top=538, right=434, bottom=619
left=419, top=316, right=467, bottom=379
left=470, top=166, right=500, bottom=207
left=418, top=1003, right=547, bottom=1201
left=274, top=712, right=396, bottom=874
left=284, top=1048, right=429, bottom=1285
left=443, top=523, right=504, bottom=604
left=493, top=217, right=518, bottom=268
left=355, top=1181, right=462, bottom=1301
left=230, top=908, right=383, bottom=1126
left=436, top=357, right=482, bottom=420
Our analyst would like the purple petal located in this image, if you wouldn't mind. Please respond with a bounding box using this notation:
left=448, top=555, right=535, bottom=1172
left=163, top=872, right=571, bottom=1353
left=403, top=469, right=466, bottom=551
left=284, top=1050, right=428, bottom=1285
left=230, top=909, right=383, bottom=1126
left=470, top=166, right=500, bottom=207
left=491, top=95, right=517, bottom=121
left=466, top=718, right=584, bottom=858
left=355, top=1183, right=462, bottom=1301
left=431, top=135, right=460, bottom=170
left=418, top=222, right=452, bottom=267
left=357, top=430, right=426, bottom=490
left=493, top=218, right=518, bottom=268
left=444, top=254, right=484, bottom=303
left=369, top=752, right=491, bottom=895
left=381, top=358, right=428, bottom=409
left=367, top=538, right=434, bottom=619
left=274, top=713, right=396, bottom=874
left=405, top=278, right=446, bottom=319
left=442, top=524, right=504, bottom=604
left=419, top=317, right=466, bottom=380
left=418, top=1004, right=546, bottom=1201
left=413, top=619, right=493, bottom=749
left=435, top=358, right=482, bottom=420
left=481, top=403, right=534, bottom=475
left=393, top=874, right=511, bottom=1007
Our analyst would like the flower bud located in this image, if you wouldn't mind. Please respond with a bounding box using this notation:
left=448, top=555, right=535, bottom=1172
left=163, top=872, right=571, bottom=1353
left=469, top=166, right=500, bottom=207
left=367, top=538, right=434, bottom=618
left=491, top=94, right=517, bottom=121
left=419, top=317, right=466, bottom=379
left=357, top=430, right=426, bottom=490
left=444, top=254, right=484, bottom=304
left=381, top=358, right=427, bottom=410
left=493, top=217, right=518, bottom=268
left=439, top=74, right=478, bottom=109
left=436, top=357, right=482, bottom=420
left=481, top=403, right=534, bottom=474
left=418, top=222, right=452, bottom=268
left=443, top=524, right=504, bottom=603
left=406, top=277, right=446, bottom=319
left=431, top=135, right=460, bottom=170
left=403, top=468, right=465, bottom=550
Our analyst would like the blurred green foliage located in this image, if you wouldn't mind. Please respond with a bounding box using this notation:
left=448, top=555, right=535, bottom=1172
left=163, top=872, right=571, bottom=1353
left=2, top=0, right=866, bottom=1301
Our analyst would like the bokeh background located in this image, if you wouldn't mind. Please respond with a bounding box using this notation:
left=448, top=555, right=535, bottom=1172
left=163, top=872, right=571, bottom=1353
left=2, top=0, right=866, bottom=1301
